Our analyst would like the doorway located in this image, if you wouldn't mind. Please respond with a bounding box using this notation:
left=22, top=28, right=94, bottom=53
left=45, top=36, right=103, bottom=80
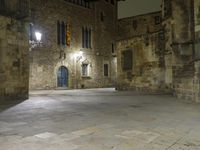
left=57, top=66, right=69, bottom=88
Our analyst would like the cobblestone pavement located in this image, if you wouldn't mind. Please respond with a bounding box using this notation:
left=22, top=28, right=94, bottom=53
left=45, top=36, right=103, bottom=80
left=0, top=88, right=200, bottom=150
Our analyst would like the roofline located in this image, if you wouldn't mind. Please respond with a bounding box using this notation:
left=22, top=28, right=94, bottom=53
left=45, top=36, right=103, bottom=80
left=118, top=10, right=162, bottom=21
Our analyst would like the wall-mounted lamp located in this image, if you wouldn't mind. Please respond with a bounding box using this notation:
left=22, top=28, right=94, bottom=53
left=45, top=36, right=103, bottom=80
left=35, top=31, right=42, bottom=42
left=29, top=31, right=43, bottom=49
left=74, top=50, right=83, bottom=61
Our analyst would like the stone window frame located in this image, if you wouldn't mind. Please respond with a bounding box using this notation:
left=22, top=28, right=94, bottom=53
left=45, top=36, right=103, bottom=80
left=154, top=16, right=161, bottom=25
left=57, top=20, right=69, bottom=46
left=111, top=42, right=115, bottom=54
left=100, top=12, right=105, bottom=22
left=121, top=50, right=133, bottom=71
left=132, top=19, right=138, bottom=30
left=103, top=63, right=109, bottom=77
left=82, top=26, right=92, bottom=49
left=81, top=64, right=89, bottom=77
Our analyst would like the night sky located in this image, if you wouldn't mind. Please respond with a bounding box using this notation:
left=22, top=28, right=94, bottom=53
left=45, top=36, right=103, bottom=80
left=118, top=0, right=162, bottom=19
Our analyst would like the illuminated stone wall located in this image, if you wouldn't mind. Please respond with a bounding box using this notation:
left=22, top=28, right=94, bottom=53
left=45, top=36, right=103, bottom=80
left=29, top=0, right=117, bottom=89
left=0, top=15, right=29, bottom=101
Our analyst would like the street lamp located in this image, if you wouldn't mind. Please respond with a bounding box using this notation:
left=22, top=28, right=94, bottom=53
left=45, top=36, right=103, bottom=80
left=74, top=51, right=83, bottom=60
left=35, top=32, right=42, bottom=42
left=29, top=31, right=43, bottom=49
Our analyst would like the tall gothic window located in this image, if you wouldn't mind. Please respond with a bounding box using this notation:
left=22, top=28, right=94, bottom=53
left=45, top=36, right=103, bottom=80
left=104, top=64, right=109, bottom=77
left=82, top=27, right=92, bottom=48
left=57, top=20, right=70, bottom=46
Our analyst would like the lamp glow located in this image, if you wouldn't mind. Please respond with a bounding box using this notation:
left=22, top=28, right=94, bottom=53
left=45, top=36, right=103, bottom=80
left=35, top=32, right=42, bottom=42
left=74, top=50, right=83, bottom=59
left=79, top=51, right=83, bottom=56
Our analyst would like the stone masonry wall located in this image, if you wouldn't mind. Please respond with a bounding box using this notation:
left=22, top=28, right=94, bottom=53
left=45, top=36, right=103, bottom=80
left=0, top=16, right=29, bottom=101
left=29, top=0, right=117, bottom=90
left=162, top=0, right=194, bottom=90
left=161, top=0, right=200, bottom=101
left=116, top=12, right=166, bottom=92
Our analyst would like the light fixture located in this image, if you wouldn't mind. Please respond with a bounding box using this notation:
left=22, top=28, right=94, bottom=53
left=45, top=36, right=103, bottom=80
left=29, top=31, right=43, bottom=50
left=79, top=50, right=83, bottom=56
left=35, top=31, right=42, bottom=42
left=74, top=50, right=83, bottom=61
left=74, top=50, right=83, bottom=59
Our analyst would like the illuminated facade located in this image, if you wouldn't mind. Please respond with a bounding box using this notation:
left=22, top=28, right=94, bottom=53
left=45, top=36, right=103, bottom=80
left=29, top=0, right=118, bottom=89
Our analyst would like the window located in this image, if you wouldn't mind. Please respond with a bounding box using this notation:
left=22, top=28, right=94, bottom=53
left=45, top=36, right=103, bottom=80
left=155, top=16, right=161, bottom=25
left=104, top=64, right=109, bottom=77
left=0, top=0, right=5, bottom=9
left=57, top=21, right=66, bottom=45
left=82, top=27, right=92, bottom=48
left=122, top=50, right=133, bottom=71
left=111, top=43, right=115, bottom=53
left=159, top=31, right=165, bottom=40
left=61, top=21, right=66, bottom=45
left=82, top=64, right=89, bottom=76
left=132, top=20, right=138, bottom=30
left=100, top=12, right=104, bottom=22
left=57, top=21, right=61, bottom=45
left=57, top=20, right=70, bottom=46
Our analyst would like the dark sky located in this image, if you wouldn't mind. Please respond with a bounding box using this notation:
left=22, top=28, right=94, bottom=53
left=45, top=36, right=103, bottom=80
left=118, top=0, right=162, bottom=19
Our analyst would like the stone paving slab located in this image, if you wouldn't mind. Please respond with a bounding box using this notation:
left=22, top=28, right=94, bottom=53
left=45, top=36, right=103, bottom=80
left=0, top=89, right=200, bottom=149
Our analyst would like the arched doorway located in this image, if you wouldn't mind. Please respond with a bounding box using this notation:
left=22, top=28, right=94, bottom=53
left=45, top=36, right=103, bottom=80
left=57, top=66, right=69, bottom=88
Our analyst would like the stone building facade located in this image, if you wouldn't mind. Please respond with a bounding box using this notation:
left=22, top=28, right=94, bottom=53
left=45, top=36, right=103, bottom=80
left=0, top=0, right=29, bottom=101
left=162, top=0, right=200, bottom=102
left=117, top=0, right=200, bottom=102
left=117, top=11, right=166, bottom=92
left=162, top=0, right=196, bottom=101
left=29, top=0, right=118, bottom=90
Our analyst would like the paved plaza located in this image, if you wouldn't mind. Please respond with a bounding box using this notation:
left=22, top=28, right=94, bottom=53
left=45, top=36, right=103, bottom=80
left=0, top=89, right=200, bottom=150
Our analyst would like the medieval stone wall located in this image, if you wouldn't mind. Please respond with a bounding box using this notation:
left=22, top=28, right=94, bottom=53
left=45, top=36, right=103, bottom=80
left=116, top=12, right=166, bottom=92
left=164, top=0, right=200, bottom=102
left=118, top=11, right=162, bottom=40
left=29, top=0, right=117, bottom=90
left=195, top=0, right=200, bottom=59
left=117, top=0, right=200, bottom=102
left=162, top=0, right=194, bottom=91
left=0, top=15, right=29, bottom=101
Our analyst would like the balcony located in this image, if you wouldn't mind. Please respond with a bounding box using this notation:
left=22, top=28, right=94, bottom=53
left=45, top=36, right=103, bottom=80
left=0, top=0, right=29, bottom=20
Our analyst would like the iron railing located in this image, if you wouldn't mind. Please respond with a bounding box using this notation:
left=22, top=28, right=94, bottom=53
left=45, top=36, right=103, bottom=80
left=0, top=0, right=29, bottom=19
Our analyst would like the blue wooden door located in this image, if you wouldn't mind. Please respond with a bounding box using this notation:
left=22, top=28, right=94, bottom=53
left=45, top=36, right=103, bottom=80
left=57, top=66, right=68, bottom=87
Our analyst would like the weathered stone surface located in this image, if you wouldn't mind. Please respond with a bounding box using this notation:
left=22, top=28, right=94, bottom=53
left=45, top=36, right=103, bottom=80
left=116, top=12, right=166, bottom=93
left=117, top=0, right=200, bottom=102
left=29, top=0, right=117, bottom=90
left=169, top=0, right=200, bottom=102
left=1, top=89, right=200, bottom=149
left=0, top=15, right=29, bottom=101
